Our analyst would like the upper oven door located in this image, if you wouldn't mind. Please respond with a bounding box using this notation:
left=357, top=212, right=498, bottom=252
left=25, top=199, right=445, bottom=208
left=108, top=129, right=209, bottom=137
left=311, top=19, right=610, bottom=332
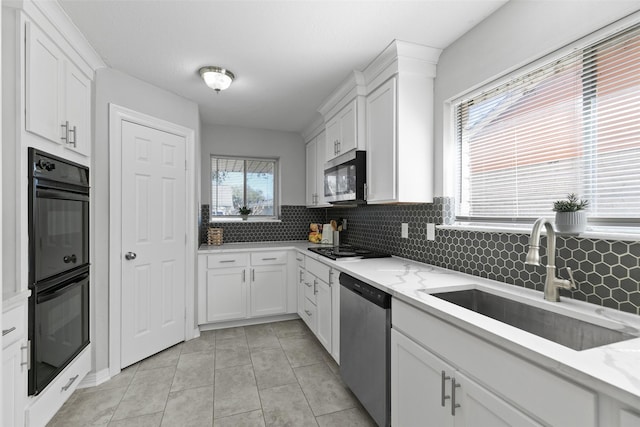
left=32, top=187, right=89, bottom=282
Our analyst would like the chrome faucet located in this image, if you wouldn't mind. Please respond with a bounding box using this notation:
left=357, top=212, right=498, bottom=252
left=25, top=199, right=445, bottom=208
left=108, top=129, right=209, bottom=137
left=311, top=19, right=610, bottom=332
left=525, top=217, right=576, bottom=302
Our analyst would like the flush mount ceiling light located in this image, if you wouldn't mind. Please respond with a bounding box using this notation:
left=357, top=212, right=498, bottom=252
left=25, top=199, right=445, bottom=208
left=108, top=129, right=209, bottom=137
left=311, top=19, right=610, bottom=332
left=199, top=66, right=235, bottom=93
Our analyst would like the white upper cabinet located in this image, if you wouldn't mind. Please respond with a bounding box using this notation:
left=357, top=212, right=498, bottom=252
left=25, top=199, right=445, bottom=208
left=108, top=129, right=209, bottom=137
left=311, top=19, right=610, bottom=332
left=24, top=18, right=93, bottom=157
left=317, top=71, right=366, bottom=164
left=25, top=21, right=63, bottom=144
left=363, top=41, right=441, bottom=203
left=305, top=130, right=330, bottom=208
left=325, top=99, right=358, bottom=161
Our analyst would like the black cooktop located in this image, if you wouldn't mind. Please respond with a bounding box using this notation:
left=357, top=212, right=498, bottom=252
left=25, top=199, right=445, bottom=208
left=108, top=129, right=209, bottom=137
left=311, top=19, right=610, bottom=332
left=308, top=245, right=392, bottom=261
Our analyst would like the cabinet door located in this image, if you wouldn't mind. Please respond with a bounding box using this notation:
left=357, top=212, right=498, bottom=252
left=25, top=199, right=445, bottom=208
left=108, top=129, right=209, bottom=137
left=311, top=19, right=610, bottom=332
left=391, top=329, right=454, bottom=427
left=3, top=340, right=27, bottom=427
left=306, top=139, right=317, bottom=206
left=25, top=21, right=63, bottom=144
left=366, top=78, right=396, bottom=203
left=63, top=62, right=91, bottom=156
left=297, top=265, right=306, bottom=317
left=205, top=267, right=247, bottom=322
left=315, top=278, right=332, bottom=353
left=454, top=371, right=542, bottom=427
left=325, top=117, right=341, bottom=161
left=329, top=269, right=340, bottom=363
left=338, top=99, right=357, bottom=154
left=250, top=265, right=287, bottom=317
left=315, top=131, right=327, bottom=206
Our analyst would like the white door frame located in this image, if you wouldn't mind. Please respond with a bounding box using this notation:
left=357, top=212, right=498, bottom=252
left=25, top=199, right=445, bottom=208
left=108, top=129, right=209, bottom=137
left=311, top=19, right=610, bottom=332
left=108, top=104, right=196, bottom=377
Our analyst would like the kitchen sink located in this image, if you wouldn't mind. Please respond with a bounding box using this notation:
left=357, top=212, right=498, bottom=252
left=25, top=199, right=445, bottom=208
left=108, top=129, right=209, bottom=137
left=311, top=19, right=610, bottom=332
left=432, top=289, right=636, bottom=351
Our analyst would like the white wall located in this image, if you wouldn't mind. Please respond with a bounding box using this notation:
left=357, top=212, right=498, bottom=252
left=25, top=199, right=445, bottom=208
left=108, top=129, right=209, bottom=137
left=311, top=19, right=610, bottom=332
left=201, top=123, right=306, bottom=207
left=433, top=0, right=640, bottom=196
left=93, top=67, right=200, bottom=374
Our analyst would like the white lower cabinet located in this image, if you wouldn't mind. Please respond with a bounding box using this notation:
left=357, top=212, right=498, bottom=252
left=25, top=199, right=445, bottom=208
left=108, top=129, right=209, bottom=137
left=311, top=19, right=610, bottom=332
left=250, top=264, right=287, bottom=317
left=392, top=329, right=542, bottom=427
left=202, top=267, right=247, bottom=323
left=297, top=255, right=338, bottom=359
left=198, top=250, right=289, bottom=325
left=3, top=339, right=27, bottom=427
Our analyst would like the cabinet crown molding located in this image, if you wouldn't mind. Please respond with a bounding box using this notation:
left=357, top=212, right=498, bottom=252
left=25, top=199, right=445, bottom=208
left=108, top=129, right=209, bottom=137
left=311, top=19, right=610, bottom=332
left=317, top=70, right=366, bottom=119
left=363, top=39, right=441, bottom=85
left=17, top=0, right=106, bottom=72
left=301, top=114, right=325, bottom=142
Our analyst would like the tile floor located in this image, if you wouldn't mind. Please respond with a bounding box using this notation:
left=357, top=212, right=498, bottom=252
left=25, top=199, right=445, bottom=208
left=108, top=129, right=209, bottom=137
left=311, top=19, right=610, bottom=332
left=47, top=319, right=377, bottom=427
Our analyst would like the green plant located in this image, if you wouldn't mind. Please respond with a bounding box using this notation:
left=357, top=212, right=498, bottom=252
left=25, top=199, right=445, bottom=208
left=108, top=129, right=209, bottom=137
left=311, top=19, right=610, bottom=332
left=238, top=206, right=252, bottom=215
left=552, top=193, right=589, bottom=212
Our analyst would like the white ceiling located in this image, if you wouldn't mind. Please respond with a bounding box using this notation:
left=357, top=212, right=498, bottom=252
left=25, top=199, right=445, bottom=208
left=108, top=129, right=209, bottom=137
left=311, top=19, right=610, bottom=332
left=59, top=0, right=508, bottom=133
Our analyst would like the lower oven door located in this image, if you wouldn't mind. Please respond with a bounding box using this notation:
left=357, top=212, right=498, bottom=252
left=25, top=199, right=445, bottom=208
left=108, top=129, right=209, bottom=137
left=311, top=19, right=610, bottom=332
left=29, top=270, right=90, bottom=395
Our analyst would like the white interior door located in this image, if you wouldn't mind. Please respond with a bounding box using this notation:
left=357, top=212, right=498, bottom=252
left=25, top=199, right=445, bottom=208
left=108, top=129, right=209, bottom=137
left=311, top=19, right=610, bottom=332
left=120, top=120, right=186, bottom=368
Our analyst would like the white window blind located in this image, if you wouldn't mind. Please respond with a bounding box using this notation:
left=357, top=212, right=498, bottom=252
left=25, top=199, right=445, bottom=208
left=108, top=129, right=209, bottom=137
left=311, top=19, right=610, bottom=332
left=211, top=156, right=277, bottom=218
left=455, top=23, right=640, bottom=224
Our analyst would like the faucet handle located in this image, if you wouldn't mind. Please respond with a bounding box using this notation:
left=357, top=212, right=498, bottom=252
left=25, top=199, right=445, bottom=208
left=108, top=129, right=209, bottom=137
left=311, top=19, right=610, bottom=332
left=564, top=267, right=577, bottom=289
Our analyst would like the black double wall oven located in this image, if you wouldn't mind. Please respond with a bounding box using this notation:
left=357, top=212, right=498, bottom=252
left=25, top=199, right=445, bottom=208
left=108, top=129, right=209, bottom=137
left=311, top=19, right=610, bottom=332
left=28, top=148, right=90, bottom=396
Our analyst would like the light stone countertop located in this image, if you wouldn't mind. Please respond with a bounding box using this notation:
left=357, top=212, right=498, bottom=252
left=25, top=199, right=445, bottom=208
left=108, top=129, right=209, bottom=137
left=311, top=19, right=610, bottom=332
left=198, top=241, right=640, bottom=407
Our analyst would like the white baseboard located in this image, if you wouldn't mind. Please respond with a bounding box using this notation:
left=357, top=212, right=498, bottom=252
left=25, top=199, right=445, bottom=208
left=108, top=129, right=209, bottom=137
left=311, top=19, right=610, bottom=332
left=198, top=313, right=299, bottom=332
left=77, top=368, right=110, bottom=389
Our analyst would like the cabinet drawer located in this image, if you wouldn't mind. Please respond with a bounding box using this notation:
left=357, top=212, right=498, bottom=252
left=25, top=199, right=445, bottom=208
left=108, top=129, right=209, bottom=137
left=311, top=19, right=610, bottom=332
left=295, top=252, right=306, bottom=268
left=306, top=257, right=331, bottom=283
left=206, top=253, right=248, bottom=268
left=304, top=271, right=317, bottom=304
left=251, top=251, right=287, bottom=266
left=26, top=346, right=91, bottom=427
left=3, top=304, right=26, bottom=349
left=301, top=297, right=317, bottom=332
left=393, top=299, right=596, bottom=427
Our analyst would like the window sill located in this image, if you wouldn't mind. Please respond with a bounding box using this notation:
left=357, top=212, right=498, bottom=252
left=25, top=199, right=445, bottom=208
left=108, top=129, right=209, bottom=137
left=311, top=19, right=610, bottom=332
left=437, top=223, right=640, bottom=242
left=209, top=218, right=282, bottom=224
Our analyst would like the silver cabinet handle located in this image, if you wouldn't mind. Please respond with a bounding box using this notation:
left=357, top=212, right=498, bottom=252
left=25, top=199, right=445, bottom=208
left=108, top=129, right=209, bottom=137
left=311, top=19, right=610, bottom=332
left=441, top=371, right=451, bottom=407
left=219, top=260, right=235, bottom=263
left=451, top=377, right=461, bottom=416
left=2, top=327, right=16, bottom=336
left=299, top=271, right=304, bottom=282
left=296, top=256, right=303, bottom=262
left=251, top=269, right=255, bottom=282
left=337, top=140, right=341, bottom=154
left=61, top=121, right=69, bottom=142
left=305, top=281, right=311, bottom=288
left=304, top=309, right=312, bottom=316
left=61, top=374, right=79, bottom=392
left=328, top=270, right=334, bottom=286
left=313, top=279, right=318, bottom=295
left=69, top=125, right=77, bottom=147
left=125, top=252, right=137, bottom=260
left=262, top=257, right=277, bottom=261
left=242, top=270, right=246, bottom=282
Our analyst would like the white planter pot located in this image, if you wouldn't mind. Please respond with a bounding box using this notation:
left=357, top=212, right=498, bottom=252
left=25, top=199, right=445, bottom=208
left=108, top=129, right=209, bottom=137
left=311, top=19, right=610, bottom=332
left=554, top=211, right=587, bottom=235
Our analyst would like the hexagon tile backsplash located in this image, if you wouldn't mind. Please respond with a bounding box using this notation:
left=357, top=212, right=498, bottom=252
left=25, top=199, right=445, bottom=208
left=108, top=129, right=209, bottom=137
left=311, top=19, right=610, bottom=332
left=200, top=199, right=639, bottom=316
left=332, top=198, right=640, bottom=316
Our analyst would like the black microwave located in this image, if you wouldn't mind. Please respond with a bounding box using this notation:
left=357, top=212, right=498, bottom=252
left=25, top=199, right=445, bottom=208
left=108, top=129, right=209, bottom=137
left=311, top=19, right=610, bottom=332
left=324, top=151, right=366, bottom=204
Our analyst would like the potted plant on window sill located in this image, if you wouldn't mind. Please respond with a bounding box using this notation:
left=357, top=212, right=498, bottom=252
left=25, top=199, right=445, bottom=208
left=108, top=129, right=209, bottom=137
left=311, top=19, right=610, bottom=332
left=238, top=206, right=252, bottom=221
left=553, top=193, right=589, bottom=235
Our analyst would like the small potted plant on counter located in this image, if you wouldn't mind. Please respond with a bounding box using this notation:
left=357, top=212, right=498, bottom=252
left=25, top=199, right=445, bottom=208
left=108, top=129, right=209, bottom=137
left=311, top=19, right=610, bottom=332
left=553, top=193, right=589, bottom=235
left=238, top=206, right=252, bottom=221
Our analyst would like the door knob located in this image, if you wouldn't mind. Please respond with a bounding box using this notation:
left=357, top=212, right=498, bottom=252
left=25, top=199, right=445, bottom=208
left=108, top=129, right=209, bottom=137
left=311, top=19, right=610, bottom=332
left=125, top=252, right=137, bottom=260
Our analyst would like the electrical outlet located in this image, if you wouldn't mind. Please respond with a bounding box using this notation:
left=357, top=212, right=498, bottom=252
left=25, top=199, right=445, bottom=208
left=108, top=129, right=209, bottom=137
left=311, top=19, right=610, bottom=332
left=401, top=223, right=409, bottom=239
left=427, top=223, right=435, bottom=241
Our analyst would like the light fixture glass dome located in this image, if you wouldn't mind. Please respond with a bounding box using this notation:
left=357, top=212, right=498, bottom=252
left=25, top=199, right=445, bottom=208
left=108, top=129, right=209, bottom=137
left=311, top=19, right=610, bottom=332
left=199, top=66, right=235, bottom=92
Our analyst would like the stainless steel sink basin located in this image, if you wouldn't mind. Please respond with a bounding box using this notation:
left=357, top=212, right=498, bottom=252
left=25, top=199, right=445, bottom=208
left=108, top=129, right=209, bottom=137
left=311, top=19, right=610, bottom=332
left=432, top=289, right=636, bottom=351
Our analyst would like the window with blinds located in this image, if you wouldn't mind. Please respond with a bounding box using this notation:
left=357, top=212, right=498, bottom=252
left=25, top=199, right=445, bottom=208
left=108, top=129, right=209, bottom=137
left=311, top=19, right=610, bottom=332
left=211, top=156, right=278, bottom=218
left=455, top=23, right=640, bottom=225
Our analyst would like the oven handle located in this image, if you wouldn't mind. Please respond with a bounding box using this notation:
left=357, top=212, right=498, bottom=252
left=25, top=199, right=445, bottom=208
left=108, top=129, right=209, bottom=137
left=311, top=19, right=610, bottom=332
left=36, top=274, right=88, bottom=304
left=36, top=188, right=89, bottom=202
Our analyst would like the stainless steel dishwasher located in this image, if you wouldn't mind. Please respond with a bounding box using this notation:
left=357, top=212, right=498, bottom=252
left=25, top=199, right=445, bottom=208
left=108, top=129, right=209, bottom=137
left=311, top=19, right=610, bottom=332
left=340, top=272, right=391, bottom=427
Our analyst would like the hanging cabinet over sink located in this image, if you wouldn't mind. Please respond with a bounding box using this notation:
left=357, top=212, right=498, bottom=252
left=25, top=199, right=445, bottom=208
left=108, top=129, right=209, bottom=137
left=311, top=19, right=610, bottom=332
left=363, top=40, right=441, bottom=204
